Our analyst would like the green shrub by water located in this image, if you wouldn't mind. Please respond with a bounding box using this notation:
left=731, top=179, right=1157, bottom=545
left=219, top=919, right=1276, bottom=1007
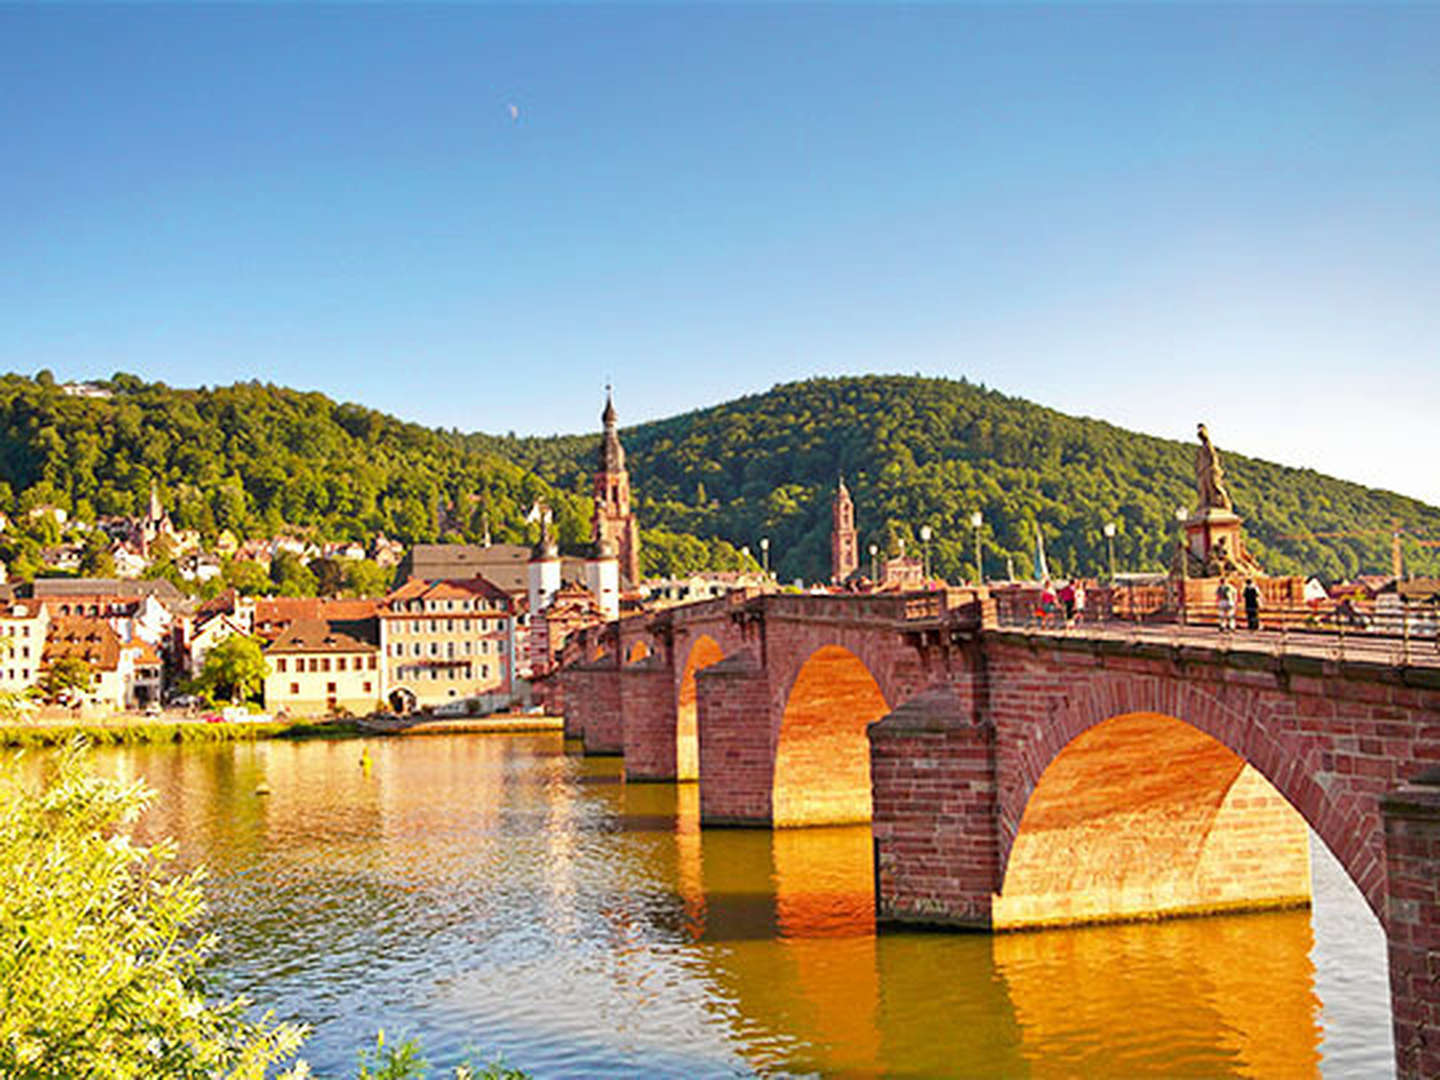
left=0, top=718, right=365, bottom=749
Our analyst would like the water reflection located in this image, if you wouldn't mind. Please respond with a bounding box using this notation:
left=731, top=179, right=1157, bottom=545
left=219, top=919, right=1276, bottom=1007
left=39, top=735, right=1389, bottom=1078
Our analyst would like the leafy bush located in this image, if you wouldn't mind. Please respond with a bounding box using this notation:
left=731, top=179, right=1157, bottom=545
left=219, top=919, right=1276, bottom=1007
left=0, top=740, right=308, bottom=1077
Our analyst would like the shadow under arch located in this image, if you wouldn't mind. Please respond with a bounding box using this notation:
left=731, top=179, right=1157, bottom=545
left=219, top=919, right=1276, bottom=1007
left=677, top=634, right=725, bottom=781
left=996, top=711, right=1313, bottom=930
left=774, top=644, right=889, bottom=827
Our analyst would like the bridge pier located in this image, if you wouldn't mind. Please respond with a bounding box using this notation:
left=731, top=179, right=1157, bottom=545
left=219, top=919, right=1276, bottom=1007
left=696, top=650, right=776, bottom=825
left=563, top=662, right=623, bottom=754
left=868, top=682, right=1000, bottom=928
left=1383, top=769, right=1440, bottom=1080
left=621, top=656, right=680, bottom=781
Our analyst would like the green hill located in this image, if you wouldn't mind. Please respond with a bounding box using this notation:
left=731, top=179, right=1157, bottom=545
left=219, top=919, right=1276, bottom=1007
left=0, top=372, right=1433, bottom=587
left=489, top=375, right=1440, bottom=585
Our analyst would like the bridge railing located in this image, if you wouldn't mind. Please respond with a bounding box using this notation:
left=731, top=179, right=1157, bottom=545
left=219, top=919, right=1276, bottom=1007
left=994, top=594, right=1440, bottom=668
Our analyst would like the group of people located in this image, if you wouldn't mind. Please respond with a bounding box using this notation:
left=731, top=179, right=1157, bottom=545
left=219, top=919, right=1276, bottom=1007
left=1214, top=577, right=1262, bottom=632
left=1038, top=579, right=1086, bottom=627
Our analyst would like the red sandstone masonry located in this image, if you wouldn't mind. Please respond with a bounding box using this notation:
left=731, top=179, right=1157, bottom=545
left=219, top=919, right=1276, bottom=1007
left=696, top=649, right=776, bottom=825
left=567, top=664, right=623, bottom=755
left=621, top=658, right=680, bottom=781
left=869, top=678, right=999, bottom=928
left=1383, top=772, right=1440, bottom=1080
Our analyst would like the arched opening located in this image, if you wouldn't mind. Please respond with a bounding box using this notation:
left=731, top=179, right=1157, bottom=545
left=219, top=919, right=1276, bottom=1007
left=996, top=711, right=1311, bottom=930
left=388, top=687, right=416, bottom=715
left=676, top=635, right=723, bottom=781
left=773, top=645, right=888, bottom=827
left=625, top=640, right=652, bottom=665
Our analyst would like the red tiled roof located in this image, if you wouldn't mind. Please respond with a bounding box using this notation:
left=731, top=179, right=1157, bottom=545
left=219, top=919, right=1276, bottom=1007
left=44, top=615, right=121, bottom=671
left=381, top=576, right=513, bottom=613
left=266, top=617, right=380, bottom=654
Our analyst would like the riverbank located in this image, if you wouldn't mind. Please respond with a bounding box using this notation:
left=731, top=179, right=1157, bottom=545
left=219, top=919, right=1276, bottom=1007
left=0, top=716, right=365, bottom=748
left=0, top=711, right=563, bottom=748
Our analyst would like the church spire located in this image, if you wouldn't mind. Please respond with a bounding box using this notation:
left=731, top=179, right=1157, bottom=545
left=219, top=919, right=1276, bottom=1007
left=592, top=386, right=640, bottom=588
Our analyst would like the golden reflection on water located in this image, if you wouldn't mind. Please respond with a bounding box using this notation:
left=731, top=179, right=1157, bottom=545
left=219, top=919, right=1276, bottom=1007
left=39, top=736, right=1360, bottom=1077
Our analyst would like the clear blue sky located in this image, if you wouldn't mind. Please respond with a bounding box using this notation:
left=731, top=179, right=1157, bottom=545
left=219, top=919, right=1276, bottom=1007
left=3, top=4, right=1438, bottom=505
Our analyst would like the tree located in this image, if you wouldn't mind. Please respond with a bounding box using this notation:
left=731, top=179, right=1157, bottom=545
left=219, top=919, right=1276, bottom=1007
left=309, top=557, right=346, bottom=597
left=38, top=656, right=94, bottom=705
left=270, top=552, right=317, bottom=598
left=222, top=558, right=272, bottom=596
left=343, top=559, right=392, bottom=598
left=79, top=531, right=116, bottom=577
left=0, top=741, right=308, bottom=1077
left=191, top=636, right=269, bottom=706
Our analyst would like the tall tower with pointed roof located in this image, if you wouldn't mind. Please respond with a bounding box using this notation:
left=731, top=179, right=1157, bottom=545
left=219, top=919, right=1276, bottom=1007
left=831, top=476, right=858, bottom=583
left=592, top=388, right=641, bottom=588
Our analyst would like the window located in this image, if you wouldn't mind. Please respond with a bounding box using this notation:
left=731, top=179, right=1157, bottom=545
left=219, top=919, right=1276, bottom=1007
left=368, top=656, right=376, bottom=670
left=463, top=641, right=472, bottom=655
left=321, top=659, right=331, bottom=673
left=277, top=658, right=287, bottom=673
left=446, top=619, right=453, bottom=632
left=363, top=681, right=372, bottom=693
left=337, top=657, right=347, bottom=672
left=290, top=683, right=299, bottom=695
left=326, top=682, right=336, bottom=694
left=430, top=669, right=438, bottom=680
left=412, top=643, right=421, bottom=657
left=429, top=620, right=438, bottom=633
left=482, top=664, right=489, bottom=678
left=463, top=619, right=471, bottom=632
left=429, top=642, right=438, bottom=656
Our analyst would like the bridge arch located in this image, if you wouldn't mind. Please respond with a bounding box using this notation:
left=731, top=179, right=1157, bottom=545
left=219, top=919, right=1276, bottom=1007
left=997, top=671, right=1371, bottom=920
left=677, top=634, right=725, bottom=781
left=996, top=711, right=1314, bottom=929
left=774, top=645, right=889, bottom=827
left=625, top=639, right=652, bottom=665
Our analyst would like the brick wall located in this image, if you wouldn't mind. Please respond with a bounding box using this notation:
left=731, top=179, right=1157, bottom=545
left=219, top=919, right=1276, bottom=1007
left=696, top=649, right=776, bottom=825
left=621, top=657, right=679, bottom=780
left=1382, top=770, right=1440, bottom=1080
left=869, top=682, right=1000, bottom=928
left=564, top=665, right=622, bottom=755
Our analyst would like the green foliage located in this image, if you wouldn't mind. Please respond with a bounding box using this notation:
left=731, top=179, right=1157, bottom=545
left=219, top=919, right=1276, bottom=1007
left=270, top=551, right=318, bottom=598
left=223, top=557, right=273, bottom=596
left=0, top=720, right=299, bottom=749
left=0, top=741, right=308, bottom=1078
left=38, top=655, right=94, bottom=704
left=504, top=376, right=1440, bottom=584
left=355, top=1031, right=528, bottom=1080
left=0, top=374, right=590, bottom=569
left=343, top=558, right=393, bottom=597
left=191, top=636, right=269, bottom=705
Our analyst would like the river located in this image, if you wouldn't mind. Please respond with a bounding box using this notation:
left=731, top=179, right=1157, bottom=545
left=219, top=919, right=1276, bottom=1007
left=75, top=734, right=1392, bottom=1077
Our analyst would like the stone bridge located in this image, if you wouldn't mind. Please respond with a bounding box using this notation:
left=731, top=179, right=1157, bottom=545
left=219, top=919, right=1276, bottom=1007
left=549, top=589, right=1440, bottom=1077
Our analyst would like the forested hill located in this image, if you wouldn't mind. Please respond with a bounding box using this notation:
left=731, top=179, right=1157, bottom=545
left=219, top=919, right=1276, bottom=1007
left=0, top=373, right=596, bottom=550
left=0, top=372, right=1434, bottom=586
left=485, top=375, right=1440, bottom=584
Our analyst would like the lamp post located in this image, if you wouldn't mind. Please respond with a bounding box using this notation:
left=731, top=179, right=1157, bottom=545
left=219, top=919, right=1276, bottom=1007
left=869, top=543, right=879, bottom=583
left=969, top=510, right=984, bottom=585
left=759, top=536, right=770, bottom=577
left=1174, top=506, right=1189, bottom=624
left=1103, top=521, right=1117, bottom=583
left=919, top=525, right=933, bottom=582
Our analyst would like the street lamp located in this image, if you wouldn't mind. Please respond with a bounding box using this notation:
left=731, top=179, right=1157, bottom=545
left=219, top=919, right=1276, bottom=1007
left=1103, top=521, right=1117, bottom=583
left=759, top=536, right=770, bottom=576
left=919, top=525, right=933, bottom=582
left=868, top=543, right=879, bottom=583
left=969, top=510, right=984, bottom=585
left=1174, top=506, right=1189, bottom=624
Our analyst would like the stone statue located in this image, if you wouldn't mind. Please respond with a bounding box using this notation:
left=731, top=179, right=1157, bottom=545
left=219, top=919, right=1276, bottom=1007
left=1195, top=424, right=1233, bottom=512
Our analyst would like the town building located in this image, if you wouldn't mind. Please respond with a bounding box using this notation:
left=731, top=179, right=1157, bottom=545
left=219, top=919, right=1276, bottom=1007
left=377, top=577, right=514, bottom=713
left=0, top=600, right=49, bottom=695
left=264, top=617, right=381, bottom=716
left=43, top=615, right=162, bottom=710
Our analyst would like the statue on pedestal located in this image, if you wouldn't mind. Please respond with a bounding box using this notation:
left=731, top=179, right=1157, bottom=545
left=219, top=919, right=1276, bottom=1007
left=1195, top=423, right=1233, bottom=512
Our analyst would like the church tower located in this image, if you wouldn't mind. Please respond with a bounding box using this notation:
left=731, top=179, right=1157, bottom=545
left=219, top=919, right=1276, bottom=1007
left=831, top=476, right=858, bottom=583
left=592, top=388, right=641, bottom=588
